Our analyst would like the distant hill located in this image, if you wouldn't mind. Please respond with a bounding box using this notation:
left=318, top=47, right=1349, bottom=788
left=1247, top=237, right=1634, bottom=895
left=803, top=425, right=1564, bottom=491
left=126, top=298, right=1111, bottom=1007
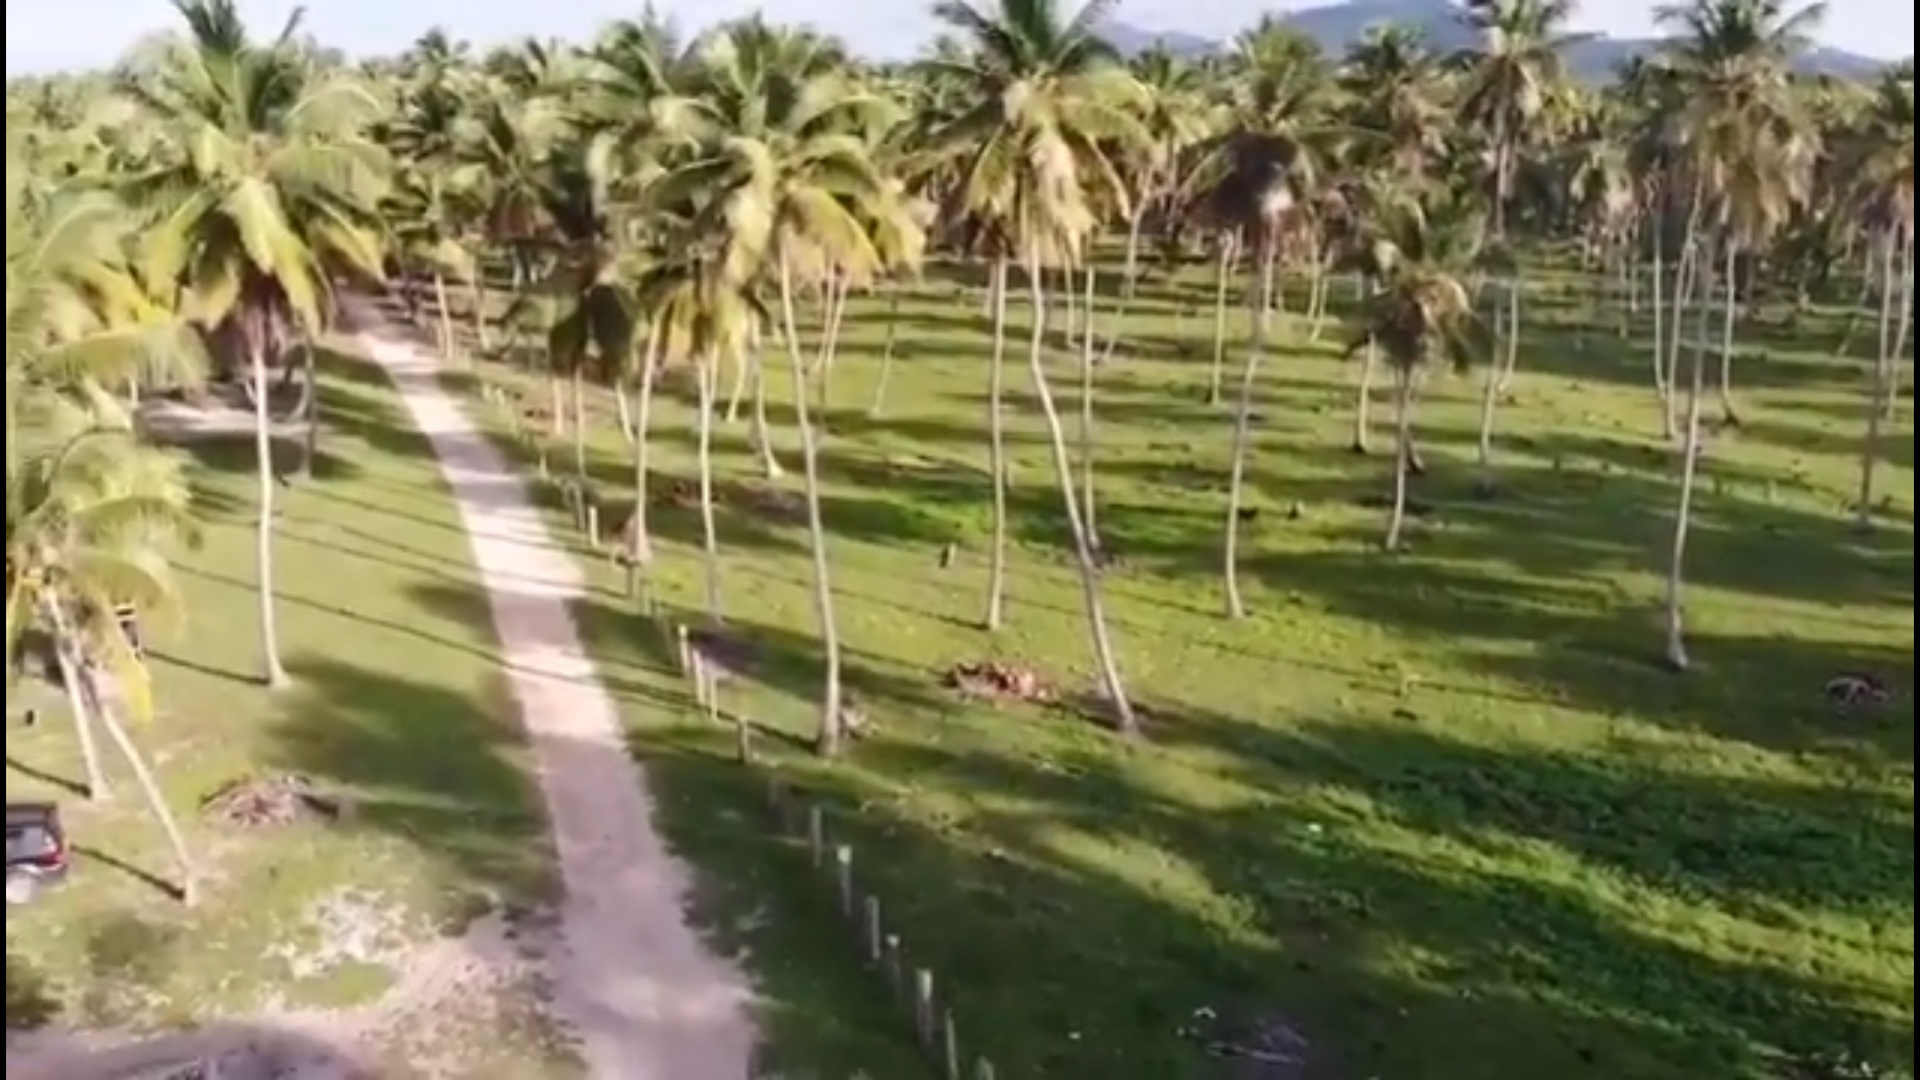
left=1103, top=0, right=1888, bottom=82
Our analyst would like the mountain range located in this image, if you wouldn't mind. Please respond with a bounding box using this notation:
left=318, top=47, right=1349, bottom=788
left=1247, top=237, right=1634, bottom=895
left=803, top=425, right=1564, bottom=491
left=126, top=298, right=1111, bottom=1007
left=1101, top=0, right=1889, bottom=82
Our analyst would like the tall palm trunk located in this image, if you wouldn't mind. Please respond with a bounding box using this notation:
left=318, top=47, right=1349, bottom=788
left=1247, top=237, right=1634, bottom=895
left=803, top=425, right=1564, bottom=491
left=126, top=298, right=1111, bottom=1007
left=44, top=598, right=107, bottom=799
left=546, top=371, right=565, bottom=441
left=1650, top=209, right=1668, bottom=399
left=1857, top=227, right=1898, bottom=531
left=1223, top=239, right=1275, bottom=620
left=983, top=258, right=1011, bottom=631
left=1077, top=265, right=1101, bottom=547
left=627, top=323, right=662, bottom=592
left=469, top=277, right=491, bottom=356
left=695, top=354, right=723, bottom=622
left=779, top=257, right=845, bottom=756
left=570, top=365, right=587, bottom=481
left=1352, top=334, right=1379, bottom=453
left=813, top=272, right=850, bottom=414
left=433, top=273, right=456, bottom=362
left=1096, top=207, right=1146, bottom=366
left=750, top=343, right=784, bottom=480
left=1664, top=185, right=1705, bottom=440
left=1665, top=249, right=1713, bottom=672
left=870, top=286, right=903, bottom=416
left=1208, top=232, right=1239, bottom=406
left=81, top=667, right=196, bottom=905
left=298, top=338, right=319, bottom=481
left=1883, top=228, right=1914, bottom=420
left=247, top=335, right=288, bottom=688
left=1385, top=363, right=1415, bottom=551
left=1473, top=284, right=1518, bottom=494
left=1715, top=240, right=1744, bottom=426
left=1025, top=254, right=1136, bottom=735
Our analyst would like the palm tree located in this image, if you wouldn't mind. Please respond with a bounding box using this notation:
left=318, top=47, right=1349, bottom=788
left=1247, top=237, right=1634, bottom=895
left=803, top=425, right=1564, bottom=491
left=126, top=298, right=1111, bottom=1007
left=658, top=22, right=910, bottom=755
left=927, top=0, right=1147, bottom=733
left=1456, top=0, right=1585, bottom=483
left=123, top=0, right=390, bottom=689
left=6, top=172, right=204, bottom=902
left=6, top=412, right=203, bottom=904
left=1844, top=67, right=1913, bottom=528
left=1657, top=0, right=1828, bottom=428
left=1654, top=0, right=1825, bottom=669
left=1344, top=190, right=1488, bottom=550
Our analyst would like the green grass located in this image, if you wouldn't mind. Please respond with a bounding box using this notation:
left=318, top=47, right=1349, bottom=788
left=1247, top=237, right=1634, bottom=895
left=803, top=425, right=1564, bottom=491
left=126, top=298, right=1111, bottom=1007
left=5, top=353, right=571, bottom=1072
left=449, top=258, right=1914, bottom=1080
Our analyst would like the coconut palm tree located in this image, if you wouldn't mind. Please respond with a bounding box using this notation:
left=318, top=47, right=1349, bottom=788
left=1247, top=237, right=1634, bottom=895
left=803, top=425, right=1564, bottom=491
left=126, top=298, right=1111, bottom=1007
left=927, top=0, right=1147, bottom=734
left=1456, top=0, right=1584, bottom=482
left=7, top=172, right=204, bottom=903
left=654, top=22, right=910, bottom=754
left=1657, top=0, right=1828, bottom=428
left=1844, top=66, right=1914, bottom=528
left=1343, top=190, right=1488, bottom=550
left=121, top=0, right=390, bottom=689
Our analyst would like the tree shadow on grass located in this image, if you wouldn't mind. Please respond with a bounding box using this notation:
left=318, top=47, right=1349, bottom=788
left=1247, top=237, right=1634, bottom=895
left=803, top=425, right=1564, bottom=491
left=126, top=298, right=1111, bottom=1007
left=267, top=654, right=553, bottom=914
left=1239, top=542, right=1913, bottom=767
left=628, top=717, right=1912, bottom=1080
left=1738, top=414, right=1914, bottom=474
left=1510, top=325, right=1865, bottom=397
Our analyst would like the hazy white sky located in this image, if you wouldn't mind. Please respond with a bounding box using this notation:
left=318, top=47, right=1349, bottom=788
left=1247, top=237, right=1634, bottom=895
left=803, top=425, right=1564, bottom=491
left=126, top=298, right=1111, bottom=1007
left=6, top=0, right=1909, bottom=75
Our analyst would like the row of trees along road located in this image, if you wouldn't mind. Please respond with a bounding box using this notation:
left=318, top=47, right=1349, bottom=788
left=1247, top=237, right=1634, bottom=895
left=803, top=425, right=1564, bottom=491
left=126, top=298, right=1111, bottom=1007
left=6, top=0, right=1912, bottom=904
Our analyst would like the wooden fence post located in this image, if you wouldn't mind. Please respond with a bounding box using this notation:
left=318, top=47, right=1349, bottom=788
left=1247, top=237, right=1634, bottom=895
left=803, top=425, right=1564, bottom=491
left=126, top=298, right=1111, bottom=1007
left=914, top=969, right=936, bottom=1047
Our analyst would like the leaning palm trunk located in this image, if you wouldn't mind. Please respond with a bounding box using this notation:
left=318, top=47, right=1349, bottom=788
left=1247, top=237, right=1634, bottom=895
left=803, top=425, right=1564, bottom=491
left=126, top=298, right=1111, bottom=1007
left=247, top=334, right=289, bottom=688
left=1665, top=252, right=1713, bottom=672
left=983, top=258, right=1011, bottom=631
left=1385, top=363, right=1415, bottom=551
left=779, top=258, right=846, bottom=757
left=1857, top=227, right=1898, bottom=530
left=1025, top=254, right=1137, bottom=735
left=1223, top=242, right=1275, bottom=620
left=81, top=668, right=197, bottom=905
left=45, top=599, right=107, bottom=799
left=695, top=354, right=724, bottom=622
left=1208, top=233, right=1238, bottom=406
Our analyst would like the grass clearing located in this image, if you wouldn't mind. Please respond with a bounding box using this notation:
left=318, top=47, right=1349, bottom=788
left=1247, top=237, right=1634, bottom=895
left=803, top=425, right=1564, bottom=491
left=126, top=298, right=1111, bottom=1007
left=450, top=259, right=1913, bottom=1080
left=6, top=350, right=574, bottom=1074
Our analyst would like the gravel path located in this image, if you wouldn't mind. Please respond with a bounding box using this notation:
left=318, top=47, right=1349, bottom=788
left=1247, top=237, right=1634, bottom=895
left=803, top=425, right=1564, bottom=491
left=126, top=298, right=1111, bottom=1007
left=351, top=303, right=757, bottom=1078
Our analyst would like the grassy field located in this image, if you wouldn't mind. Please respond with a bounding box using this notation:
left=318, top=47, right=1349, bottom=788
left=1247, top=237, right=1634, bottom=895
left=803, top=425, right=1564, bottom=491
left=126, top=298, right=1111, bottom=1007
left=5, top=353, right=572, bottom=1073
left=449, top=258, right=1914, bottom=1080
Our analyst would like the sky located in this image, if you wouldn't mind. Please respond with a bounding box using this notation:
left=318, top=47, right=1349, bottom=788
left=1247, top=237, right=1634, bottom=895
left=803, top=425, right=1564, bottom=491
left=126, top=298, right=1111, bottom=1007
left=6, top=0, right=1910, bottom=76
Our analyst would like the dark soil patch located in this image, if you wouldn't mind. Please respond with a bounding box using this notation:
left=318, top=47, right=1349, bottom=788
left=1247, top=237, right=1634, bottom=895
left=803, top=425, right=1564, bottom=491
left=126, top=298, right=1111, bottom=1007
left=200, top=773, right=353, bottom=829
